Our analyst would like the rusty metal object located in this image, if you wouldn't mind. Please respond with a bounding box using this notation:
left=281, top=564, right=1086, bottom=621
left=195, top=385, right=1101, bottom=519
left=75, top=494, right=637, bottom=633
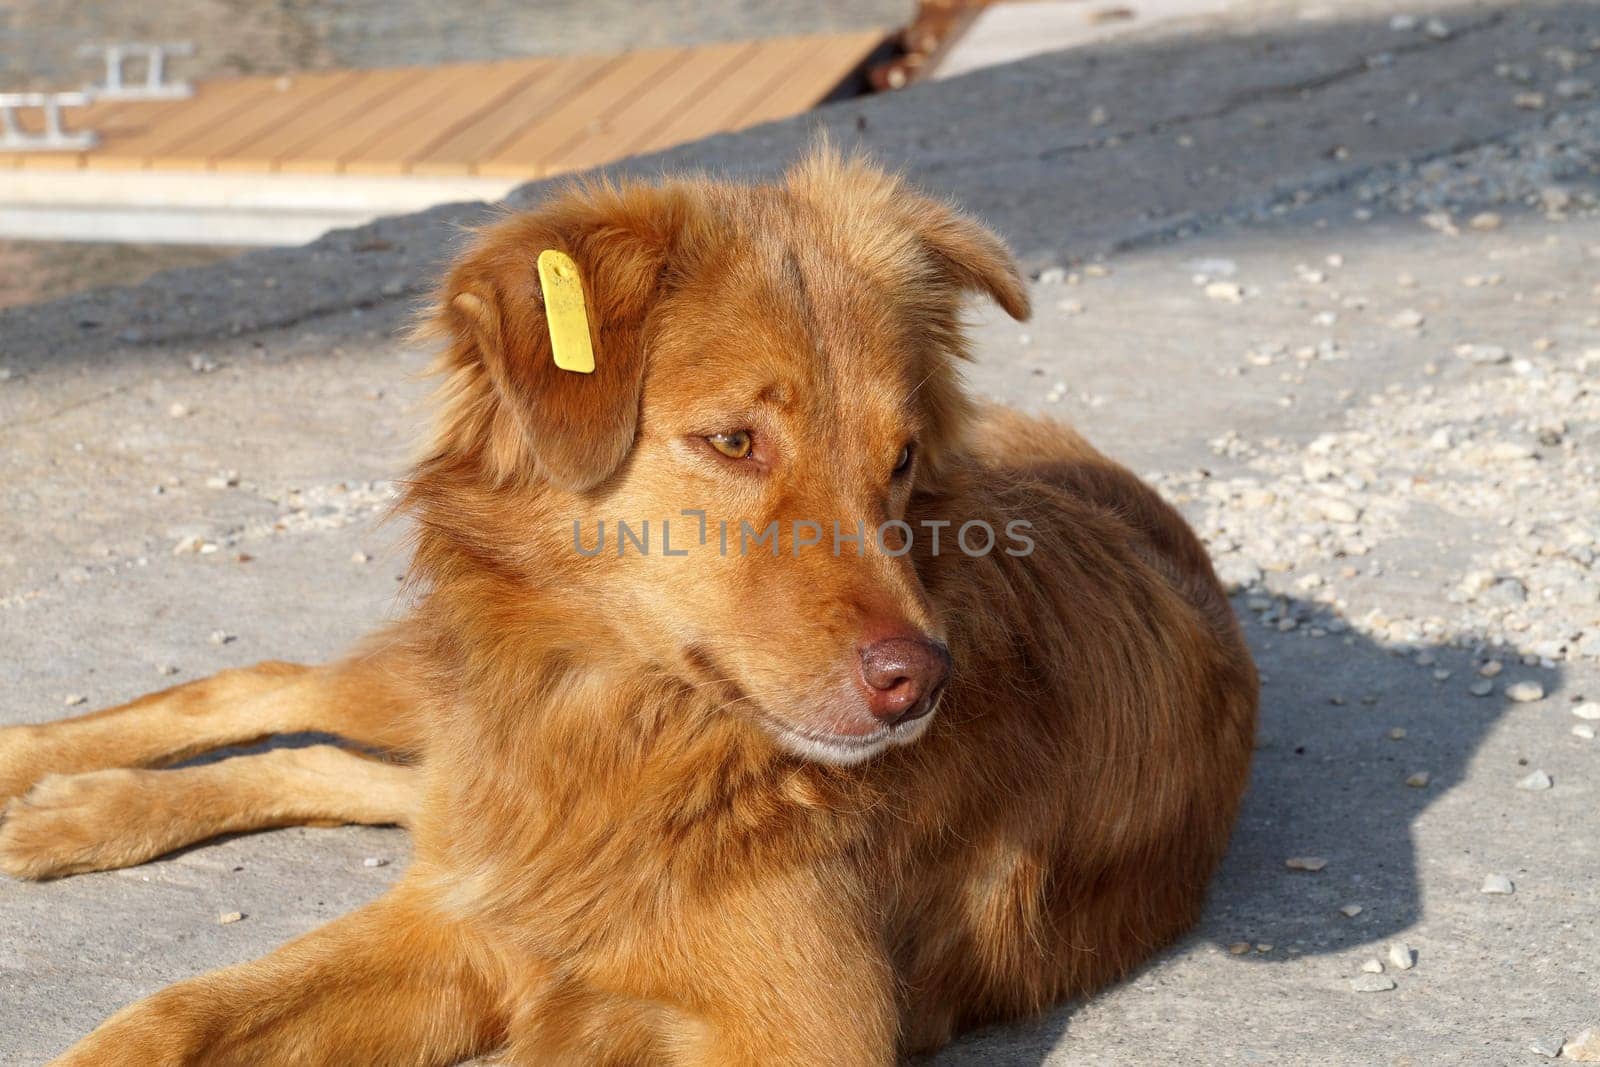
left=867, top=0, right=992, bottom=91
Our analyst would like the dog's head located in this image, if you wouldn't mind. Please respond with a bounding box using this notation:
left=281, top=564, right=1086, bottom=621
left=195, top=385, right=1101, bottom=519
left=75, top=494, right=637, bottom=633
left=423, top=146, right=1028, bottom=765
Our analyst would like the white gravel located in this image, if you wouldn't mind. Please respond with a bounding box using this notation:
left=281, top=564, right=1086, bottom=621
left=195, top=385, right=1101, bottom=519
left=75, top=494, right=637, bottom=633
left=1506, top=681, right=1547, bottom=703
left=1480, top=874, right=1516, bottom=895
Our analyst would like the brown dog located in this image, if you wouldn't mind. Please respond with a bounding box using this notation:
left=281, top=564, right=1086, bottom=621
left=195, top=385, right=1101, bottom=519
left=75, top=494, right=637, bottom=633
left=0, top=147, right=1257, bottom=1065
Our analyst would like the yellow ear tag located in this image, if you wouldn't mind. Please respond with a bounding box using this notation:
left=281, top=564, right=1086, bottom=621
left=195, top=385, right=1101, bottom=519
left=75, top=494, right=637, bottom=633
left=537, top=249, right=596, bottom=374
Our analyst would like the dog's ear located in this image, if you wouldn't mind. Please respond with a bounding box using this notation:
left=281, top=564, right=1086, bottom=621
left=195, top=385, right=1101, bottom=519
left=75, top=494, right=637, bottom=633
left=906, top=194, right=1031, bottom=323
left=783, top=143, right=1029, bottom=323
left=430, top=183, right=696, bottom=492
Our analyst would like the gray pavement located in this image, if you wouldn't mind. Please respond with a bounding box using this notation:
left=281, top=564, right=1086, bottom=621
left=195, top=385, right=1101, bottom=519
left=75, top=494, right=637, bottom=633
left=3, top=1, right=1599, bottom=1063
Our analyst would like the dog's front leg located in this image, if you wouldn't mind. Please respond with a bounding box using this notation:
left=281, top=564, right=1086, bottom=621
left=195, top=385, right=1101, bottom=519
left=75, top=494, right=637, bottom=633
left=50, top=881, right=506, bottom=1067
left=667, top=876, right=900, bottom=1067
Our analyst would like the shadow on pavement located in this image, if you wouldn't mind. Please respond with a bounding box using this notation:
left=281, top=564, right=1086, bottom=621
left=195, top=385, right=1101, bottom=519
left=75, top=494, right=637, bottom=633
left=933, top=589, right=1555, bottom=1063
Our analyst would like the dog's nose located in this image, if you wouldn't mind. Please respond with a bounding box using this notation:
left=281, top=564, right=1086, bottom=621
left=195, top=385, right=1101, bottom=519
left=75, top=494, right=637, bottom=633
left=858, top=637, right=951, bottom=726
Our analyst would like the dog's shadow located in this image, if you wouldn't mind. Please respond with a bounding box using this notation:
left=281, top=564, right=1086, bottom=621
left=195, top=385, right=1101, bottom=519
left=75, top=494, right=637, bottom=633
left=930, top=590, right=1555, bottom=1063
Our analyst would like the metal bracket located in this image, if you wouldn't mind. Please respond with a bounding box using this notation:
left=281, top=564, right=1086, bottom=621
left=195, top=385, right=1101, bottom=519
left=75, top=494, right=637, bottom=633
left=0, top=93, right=98, bottom=151
left=79, top=42, right=195, bottom=100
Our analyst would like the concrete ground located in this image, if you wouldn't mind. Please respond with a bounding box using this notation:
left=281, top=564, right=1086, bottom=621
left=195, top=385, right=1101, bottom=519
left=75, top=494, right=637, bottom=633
left=2, top=0, right=1598, bottom=1062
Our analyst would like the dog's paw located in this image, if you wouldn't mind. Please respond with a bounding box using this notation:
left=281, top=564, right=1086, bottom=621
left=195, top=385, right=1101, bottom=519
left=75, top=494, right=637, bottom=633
left=48, top=983, right=207, bottom=1066
left=0, top=769, right=163, bottom=880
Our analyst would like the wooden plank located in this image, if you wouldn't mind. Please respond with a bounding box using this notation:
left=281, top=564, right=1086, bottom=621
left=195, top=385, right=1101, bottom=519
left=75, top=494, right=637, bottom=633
left=82, top=76, right=279, bottom=171
left=544, top=40, right=759, bottom=172
left=409, top=54, right=609, bottom=178
left=275, top=65, right=480, bottom=175
left=341, top=59, right=549, bottom=176
left=475, top=47, right=692, bottom=179
left=627, top=37, right=829, bottom=158
left=2, top=31, right=878, bottom=179
left=153, top=71, right=361, bottom=170
left=247, top=65, right=473, bottom=175
left=732, top=30, right=881, bottom=129
left=2, top=99, right=136, bottom=171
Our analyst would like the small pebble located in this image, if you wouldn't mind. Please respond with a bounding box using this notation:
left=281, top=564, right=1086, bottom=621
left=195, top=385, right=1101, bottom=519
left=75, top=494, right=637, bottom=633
left=1572, top=702, right=1600, bottom=721
left=1468, top=212, right=1502, bottom=231
left=1530, top=1035, right=1564, bottom=1059
left=157, top=664, right=179, bottom=676
left=1574, top=723, right=1596, bottom=740
left=1455, top=343, right=1509, bottom=365
left=1388, top=727, right=1407, bottom=741
left=1341, top=904, right=1364, bottom=918
left=1359, top=957, right=1383, bottom=972
left=1286, top=856, right=1328, bottom=872
left=1480, top=873, right=1515, bottom=895
left=63, top=693, right=87, bottom=707
left=1205, top=281, right=1245, bottom=303
left=1506, top=681, right=1545, bottom=703
left=1388, top=942, right=1414, bottom=970
left=1350, top=973, right=1396, bottom=993
left=1469, top=679, right=1495, bottom=697
left=1390, top=308, right=1425, bottom=329
left=1405, top=771, right=1430, bottom=788
left=1479, top=660, right=1504, bottom=678
left=1228, top=941, right=1251, bottom=955
left=217, top=911, right=244, bottom=925
left=362, top=857, right=389, bottom=868
left=352, top=551, right=371, bottom=564
left=208, top=630, right=235, bottom=646
left=1313, top=498, right=1360, bottom=523
left=1516, top=769, right=1552, bottom=791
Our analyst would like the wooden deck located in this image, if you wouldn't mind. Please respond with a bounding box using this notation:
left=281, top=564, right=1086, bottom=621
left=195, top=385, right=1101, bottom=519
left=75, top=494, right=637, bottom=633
left=0, top=31, right=882, bottom=179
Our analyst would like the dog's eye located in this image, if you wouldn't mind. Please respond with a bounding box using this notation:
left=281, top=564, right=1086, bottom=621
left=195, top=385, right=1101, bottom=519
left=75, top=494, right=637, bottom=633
left=707, top=431, right=754, bottom=460
left=892, top=443, right=915, bottom=476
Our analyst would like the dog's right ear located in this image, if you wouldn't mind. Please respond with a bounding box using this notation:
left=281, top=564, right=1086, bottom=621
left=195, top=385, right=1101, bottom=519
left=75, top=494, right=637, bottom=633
left=426, top=184, right=697, bottom=492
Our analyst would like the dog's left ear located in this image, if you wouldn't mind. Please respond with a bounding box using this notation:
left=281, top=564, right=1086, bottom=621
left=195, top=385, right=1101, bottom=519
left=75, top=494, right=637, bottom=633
left=431, top=183, right=696, bottom=492
left=908, top=195, right=1031, bottom=322
left=783, top=142, right=1028, bottom=323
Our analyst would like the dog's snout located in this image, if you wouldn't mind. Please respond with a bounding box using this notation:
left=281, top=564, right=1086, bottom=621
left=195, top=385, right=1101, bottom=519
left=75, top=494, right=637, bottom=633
left=858, top=636, right=951, bottom=726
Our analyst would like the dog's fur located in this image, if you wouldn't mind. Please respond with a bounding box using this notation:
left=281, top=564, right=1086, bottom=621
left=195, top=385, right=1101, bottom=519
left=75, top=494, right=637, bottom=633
left=0, top=148, right=1257, bottom=1066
